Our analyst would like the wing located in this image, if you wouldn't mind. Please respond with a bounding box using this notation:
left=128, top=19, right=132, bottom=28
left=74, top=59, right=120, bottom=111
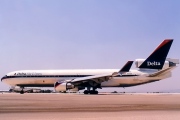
left=70, top=61, right=133, bottom=85
left=71, top=73, right=115, bottom=85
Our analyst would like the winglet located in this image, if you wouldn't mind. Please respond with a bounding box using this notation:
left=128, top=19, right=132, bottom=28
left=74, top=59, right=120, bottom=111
left=139, top=39, right=173, bottom=69
left=119, top=61, right=134, bottom=72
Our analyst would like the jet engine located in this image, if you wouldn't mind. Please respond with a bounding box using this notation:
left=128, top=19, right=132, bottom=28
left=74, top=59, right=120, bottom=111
left=54, top=81, right=76, bottom=92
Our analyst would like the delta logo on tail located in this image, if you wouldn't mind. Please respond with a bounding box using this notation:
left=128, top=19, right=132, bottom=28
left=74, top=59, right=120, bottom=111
left=139, top=39, right=173, bottom=69
left=147, top=61, right=161, bottom=66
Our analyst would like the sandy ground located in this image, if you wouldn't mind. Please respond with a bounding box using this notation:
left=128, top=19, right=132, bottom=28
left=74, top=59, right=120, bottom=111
left=0, top=93, right=180, bottom=120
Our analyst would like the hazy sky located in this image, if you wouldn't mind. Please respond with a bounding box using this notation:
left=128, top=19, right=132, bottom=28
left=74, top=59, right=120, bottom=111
left=0, top=0, right=180, bottom=92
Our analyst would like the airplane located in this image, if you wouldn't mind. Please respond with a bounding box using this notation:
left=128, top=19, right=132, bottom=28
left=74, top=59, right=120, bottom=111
left=1, top=39, right=179, bottom=94
left=9, top=86, right=42, bottom=93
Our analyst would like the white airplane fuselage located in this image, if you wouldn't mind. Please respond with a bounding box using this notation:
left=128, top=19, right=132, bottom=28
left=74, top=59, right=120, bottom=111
left=1, top=69, right=171, bottom=88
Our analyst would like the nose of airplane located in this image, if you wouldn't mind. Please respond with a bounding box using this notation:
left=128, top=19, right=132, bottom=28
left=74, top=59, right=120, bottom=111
left=1, top=75, right=7, bottom=81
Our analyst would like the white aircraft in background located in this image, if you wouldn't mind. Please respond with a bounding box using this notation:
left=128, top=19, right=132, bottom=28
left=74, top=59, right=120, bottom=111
left=9, top=86, right=42, bottom=93
left=1, top=39, right=179, bottom=94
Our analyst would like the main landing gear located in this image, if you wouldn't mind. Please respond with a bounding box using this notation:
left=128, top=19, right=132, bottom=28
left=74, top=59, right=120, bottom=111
left=84, top=90, right=98, bottom=94
left=83, top=87, right=98, bottom=94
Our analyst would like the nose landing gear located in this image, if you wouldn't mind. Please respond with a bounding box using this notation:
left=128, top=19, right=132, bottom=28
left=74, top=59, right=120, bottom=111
left=20, top=87, right=24, bottom=94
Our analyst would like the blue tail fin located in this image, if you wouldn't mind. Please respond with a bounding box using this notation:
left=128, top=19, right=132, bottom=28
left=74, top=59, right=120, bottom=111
left=139, top=39, right=173, bottom=69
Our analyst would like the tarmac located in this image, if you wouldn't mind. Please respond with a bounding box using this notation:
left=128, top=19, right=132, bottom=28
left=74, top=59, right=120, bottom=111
left=0, top=93, right=180, bottom=120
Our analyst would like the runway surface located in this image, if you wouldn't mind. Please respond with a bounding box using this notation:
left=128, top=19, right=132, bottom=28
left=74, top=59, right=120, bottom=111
left=0, top=93, right=180, bottom=120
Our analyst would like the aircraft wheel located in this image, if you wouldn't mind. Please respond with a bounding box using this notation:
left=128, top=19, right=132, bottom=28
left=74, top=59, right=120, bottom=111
left=89, top=90, right=94, bottom=94
left=20, top=90, right=24, bottom=94
left=90, top=90, right=98, bottom=94
left=84, top=90, right=89, bottom=94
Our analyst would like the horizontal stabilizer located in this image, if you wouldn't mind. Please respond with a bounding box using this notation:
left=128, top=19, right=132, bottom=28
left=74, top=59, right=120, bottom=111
left=148, top=66, right=176, bottom=77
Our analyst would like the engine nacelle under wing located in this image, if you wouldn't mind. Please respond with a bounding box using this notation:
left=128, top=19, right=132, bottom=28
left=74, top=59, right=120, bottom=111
left=54, top=81, right=77, bottom=92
